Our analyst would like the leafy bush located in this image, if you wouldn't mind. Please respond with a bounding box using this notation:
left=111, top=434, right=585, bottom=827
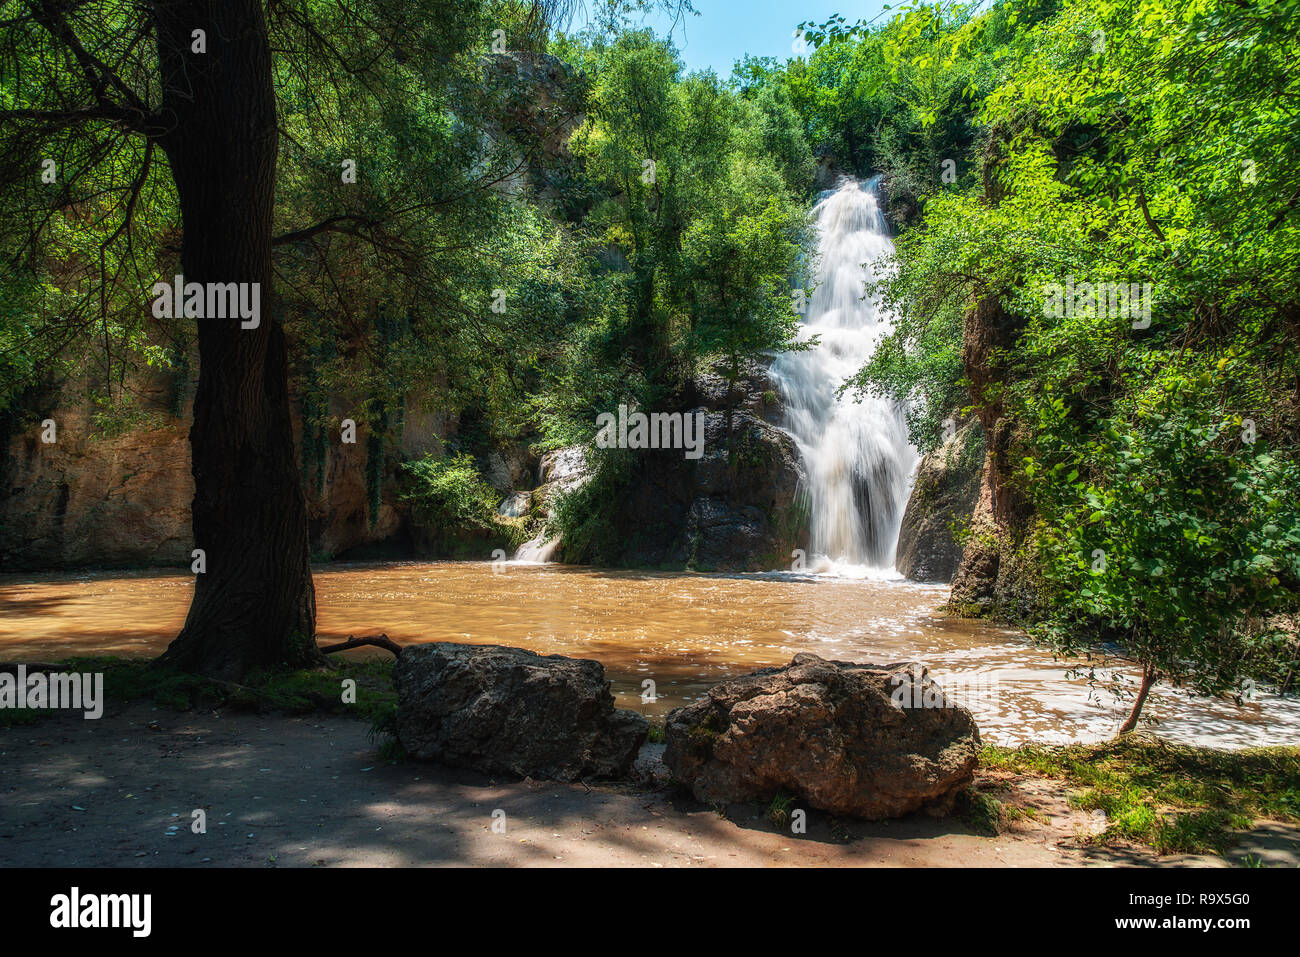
left=400, top=453, right=504, bottom=535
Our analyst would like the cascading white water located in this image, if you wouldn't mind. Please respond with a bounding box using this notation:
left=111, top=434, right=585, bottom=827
left=770, top=177, right=919, bottom=573
left=512, top=446, right=590, bottom=563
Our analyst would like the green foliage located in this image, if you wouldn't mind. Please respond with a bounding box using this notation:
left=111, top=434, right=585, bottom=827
left=548, top=445, right=638, bottom=563
left=539, top=27, right=816, bottom=446
left=400, top=453, right=507, bottom=537
left=983, top=740, right=1300, bottom=854
left=766, top=792, right=796, bottom=828
left=789, top=0, right=1300, bottom=717
left=1026, top=355, right=1300, bottom=698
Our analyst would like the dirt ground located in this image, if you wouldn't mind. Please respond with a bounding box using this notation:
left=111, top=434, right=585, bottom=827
left=3, top=705, right=1296, bottom=868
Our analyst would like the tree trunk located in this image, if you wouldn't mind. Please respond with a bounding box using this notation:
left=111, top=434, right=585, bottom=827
left=151, top=0, right=322, bottom=680
left=1116, top=665, right=1157, bottom=736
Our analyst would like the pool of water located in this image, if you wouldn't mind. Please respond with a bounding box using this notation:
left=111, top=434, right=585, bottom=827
left=1, top=560, right=1296, bottom=748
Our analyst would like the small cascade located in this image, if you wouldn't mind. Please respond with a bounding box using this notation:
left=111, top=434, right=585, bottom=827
left=510, top=446, right=590, bottom=563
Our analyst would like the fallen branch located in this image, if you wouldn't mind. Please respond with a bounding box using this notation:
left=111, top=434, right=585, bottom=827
left=318, top=634, right=403, bottom=658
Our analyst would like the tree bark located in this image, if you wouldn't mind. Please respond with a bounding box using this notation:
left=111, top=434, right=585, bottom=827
left=1116, top=665, right=1157, bottom=736
left=151, top=0, right=322, bottom=680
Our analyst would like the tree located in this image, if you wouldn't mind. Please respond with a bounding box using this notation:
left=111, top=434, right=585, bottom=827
left=682, top=161, right=809, bottom=433
left=0, top=0, right=315, bottom=680
left=0, top=0, right=581, bottom=679
left=1028, top=361, right=1300, bottom=733
left=800, top=0, right=1300, bottom=727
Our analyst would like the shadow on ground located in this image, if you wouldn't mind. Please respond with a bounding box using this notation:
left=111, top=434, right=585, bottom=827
left=3, top=705, right=1294, bottom=867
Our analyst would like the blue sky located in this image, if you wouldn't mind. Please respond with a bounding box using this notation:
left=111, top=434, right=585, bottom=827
left=572, top=1, right=895, bottom=77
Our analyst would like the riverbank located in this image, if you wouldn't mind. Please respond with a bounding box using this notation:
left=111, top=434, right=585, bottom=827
left=3, top=677, right=1298, bottom=867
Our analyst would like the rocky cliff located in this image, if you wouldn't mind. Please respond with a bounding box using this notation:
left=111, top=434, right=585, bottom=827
left=0, top=363, right=464, bottom=570
left=551, top=360, right=809, bottom=572
left=894, top=418, right=984, bottom=583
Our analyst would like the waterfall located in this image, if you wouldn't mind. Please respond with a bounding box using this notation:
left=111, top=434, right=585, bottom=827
left=770, top=177, right=919, bottom=573
left=511, top=446, right=590, bottom=563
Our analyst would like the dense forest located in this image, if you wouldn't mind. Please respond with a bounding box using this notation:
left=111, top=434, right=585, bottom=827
left=777, top=0, right=1300, bottom=726
left=2, top=0, right=1298, bottom=735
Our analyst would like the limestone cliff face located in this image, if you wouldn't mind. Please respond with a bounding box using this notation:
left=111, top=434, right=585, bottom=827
left=0, top=367, right=454, bottom=570
left=0, top=392, right=193, bottom=571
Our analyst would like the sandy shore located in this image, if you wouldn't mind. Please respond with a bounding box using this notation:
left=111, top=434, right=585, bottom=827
left=3, top=705, right=1296, bottom=868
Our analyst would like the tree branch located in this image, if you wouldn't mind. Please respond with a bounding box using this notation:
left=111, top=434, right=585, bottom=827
left=271, top=213, right=382, bottom=246
left=318, top=634, right=404, bottom=657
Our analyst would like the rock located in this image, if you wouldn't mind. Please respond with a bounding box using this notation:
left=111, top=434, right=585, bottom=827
left=530, top=445, right=593, bottom=516
left=481, top=52, right=587, bottom=201
left=485, top=446, right=535, bottom=492
left=485, top=453, right=514, bottom=492
left=689, top=357, right=785, bottom=425
left=895, top=419, right=984, bottom=583
left=0, top=365, right=452, bottom=568
left=394, top=642, right=647, bottom=781
left=813, top=154, right=841, bottom=191
left=664, top=653, right=979, bottom=819
left=497, top=490, right=531, bottom=518
left=949, top=416, right=1039, bottom=618
left=571, top=406, right=807, bottom=571
left=0, top=371, right=194, bottom=571
left=537, top=446, right=589, bottom=487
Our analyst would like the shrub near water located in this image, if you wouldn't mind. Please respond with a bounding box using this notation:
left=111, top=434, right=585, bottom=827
left=400, top=452, right=522, bottom=550
left=1025, top=353, right=1300, bottom=725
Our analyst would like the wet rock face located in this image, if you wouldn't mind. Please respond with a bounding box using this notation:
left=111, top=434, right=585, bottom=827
left=573, top=359, right=807, bottom=572
left=394, top=642, right=648, bottom=782
left=596, top=407, right=808, bottom=571
left=895, top=420, right=984, bottom=583
left=663, top=653, right=980, bottom=819
left=689, top=358, right=787, bottom=426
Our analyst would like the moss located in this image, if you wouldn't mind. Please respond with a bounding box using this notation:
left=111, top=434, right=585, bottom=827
left=956, top=785, right=1006, bottom=836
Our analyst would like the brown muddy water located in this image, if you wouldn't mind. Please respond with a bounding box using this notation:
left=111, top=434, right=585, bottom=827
left=1, top=560, right=1296, bottom=748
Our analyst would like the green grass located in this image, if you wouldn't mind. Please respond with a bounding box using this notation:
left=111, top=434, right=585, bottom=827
left=767, top=792, right=795, bottom=828
left=0, top=656, right=397, bottom=727
left=981, top=739, right=1300, bottom=855
left=955, top=786, right=1007, bottom=836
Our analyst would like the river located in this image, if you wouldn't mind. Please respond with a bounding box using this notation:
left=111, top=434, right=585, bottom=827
left=2, top=560, right=1296, bottom=748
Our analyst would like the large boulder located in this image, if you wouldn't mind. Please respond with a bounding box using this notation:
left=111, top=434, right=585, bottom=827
left=535, top=360, right=807, bottom=571
left=575, top=408, right=807, bottom=571
left=895, top=419, right=984, bottom=583
left=394, top=642, right=647, bottom=781
left=664, top=653, right=979, bottom=819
